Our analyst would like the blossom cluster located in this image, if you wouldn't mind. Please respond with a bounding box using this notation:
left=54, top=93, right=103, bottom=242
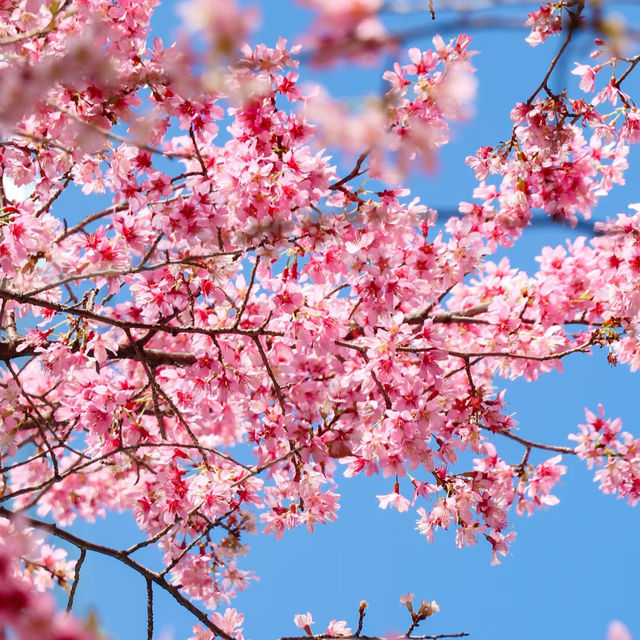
left=0, top=0, right=639, bottom=638
left=306, top=33, right=477, bottom=181
left=570, top=406, right=640, bottom=506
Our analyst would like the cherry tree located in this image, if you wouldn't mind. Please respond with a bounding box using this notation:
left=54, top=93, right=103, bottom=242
left=0, top=0, right=638, bottom=639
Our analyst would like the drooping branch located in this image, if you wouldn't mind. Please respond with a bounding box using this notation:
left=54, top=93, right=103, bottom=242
left=0, top=506, right=236, bottom=640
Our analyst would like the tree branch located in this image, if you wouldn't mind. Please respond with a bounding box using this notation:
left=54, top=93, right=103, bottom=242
left=0, top=506, right=236, bottom=640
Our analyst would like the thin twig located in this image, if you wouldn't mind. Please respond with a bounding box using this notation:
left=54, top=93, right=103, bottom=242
left=189, top=125, right=208, bottom=176
left=486, top=427, right=576, bottom=455
left=66, top=548, right=86, bottom=612
left=355, top=601, right=367, bottom=637
left=525, top=4, right=584, bottom=105
left=329, top=151, right=369, bottom=191
left=252, top=334, right=287, bottom=413
left=234, top=257, right=260, bottom=328
left=146, top=578, right=154, bottom=640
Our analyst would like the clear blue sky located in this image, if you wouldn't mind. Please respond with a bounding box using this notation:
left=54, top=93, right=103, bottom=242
left=58, top=2, right=640, bottom=640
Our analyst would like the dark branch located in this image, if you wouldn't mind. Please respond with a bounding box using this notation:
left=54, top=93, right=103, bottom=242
left=0, top=506, right=235, bottom=640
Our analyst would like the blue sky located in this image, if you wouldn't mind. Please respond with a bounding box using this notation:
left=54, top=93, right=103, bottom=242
left=51, top=2, right=640, bottom=640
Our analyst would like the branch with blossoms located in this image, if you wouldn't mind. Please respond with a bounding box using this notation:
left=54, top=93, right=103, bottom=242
left=2, top=0, right=640, bottom=639
left=297, top=0, right=638, bottom=67
left=279, top=596, right=467, bottom=640
left=281, top=636, right=467, bottom=640
left=463, top=1, right=640, bottom=239
left=0, top=506, right=238, bottom=640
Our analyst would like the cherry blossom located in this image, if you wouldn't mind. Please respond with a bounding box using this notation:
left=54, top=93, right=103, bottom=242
left=608, top=621, right=634, bottom=640
left=0, top=0, right=639, bottom=639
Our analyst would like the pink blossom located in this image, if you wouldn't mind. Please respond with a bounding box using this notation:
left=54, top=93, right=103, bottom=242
left=608, top=621, right=633, bottom=640
left=572, top=63, right=598, bottom=93
left=326, top=620, right=352, bottom=636
left=294, top=612, right=314, bottom=629
left=525, top=4, right=562, bottom=46
left=377, top=489, right=411, bottom=512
